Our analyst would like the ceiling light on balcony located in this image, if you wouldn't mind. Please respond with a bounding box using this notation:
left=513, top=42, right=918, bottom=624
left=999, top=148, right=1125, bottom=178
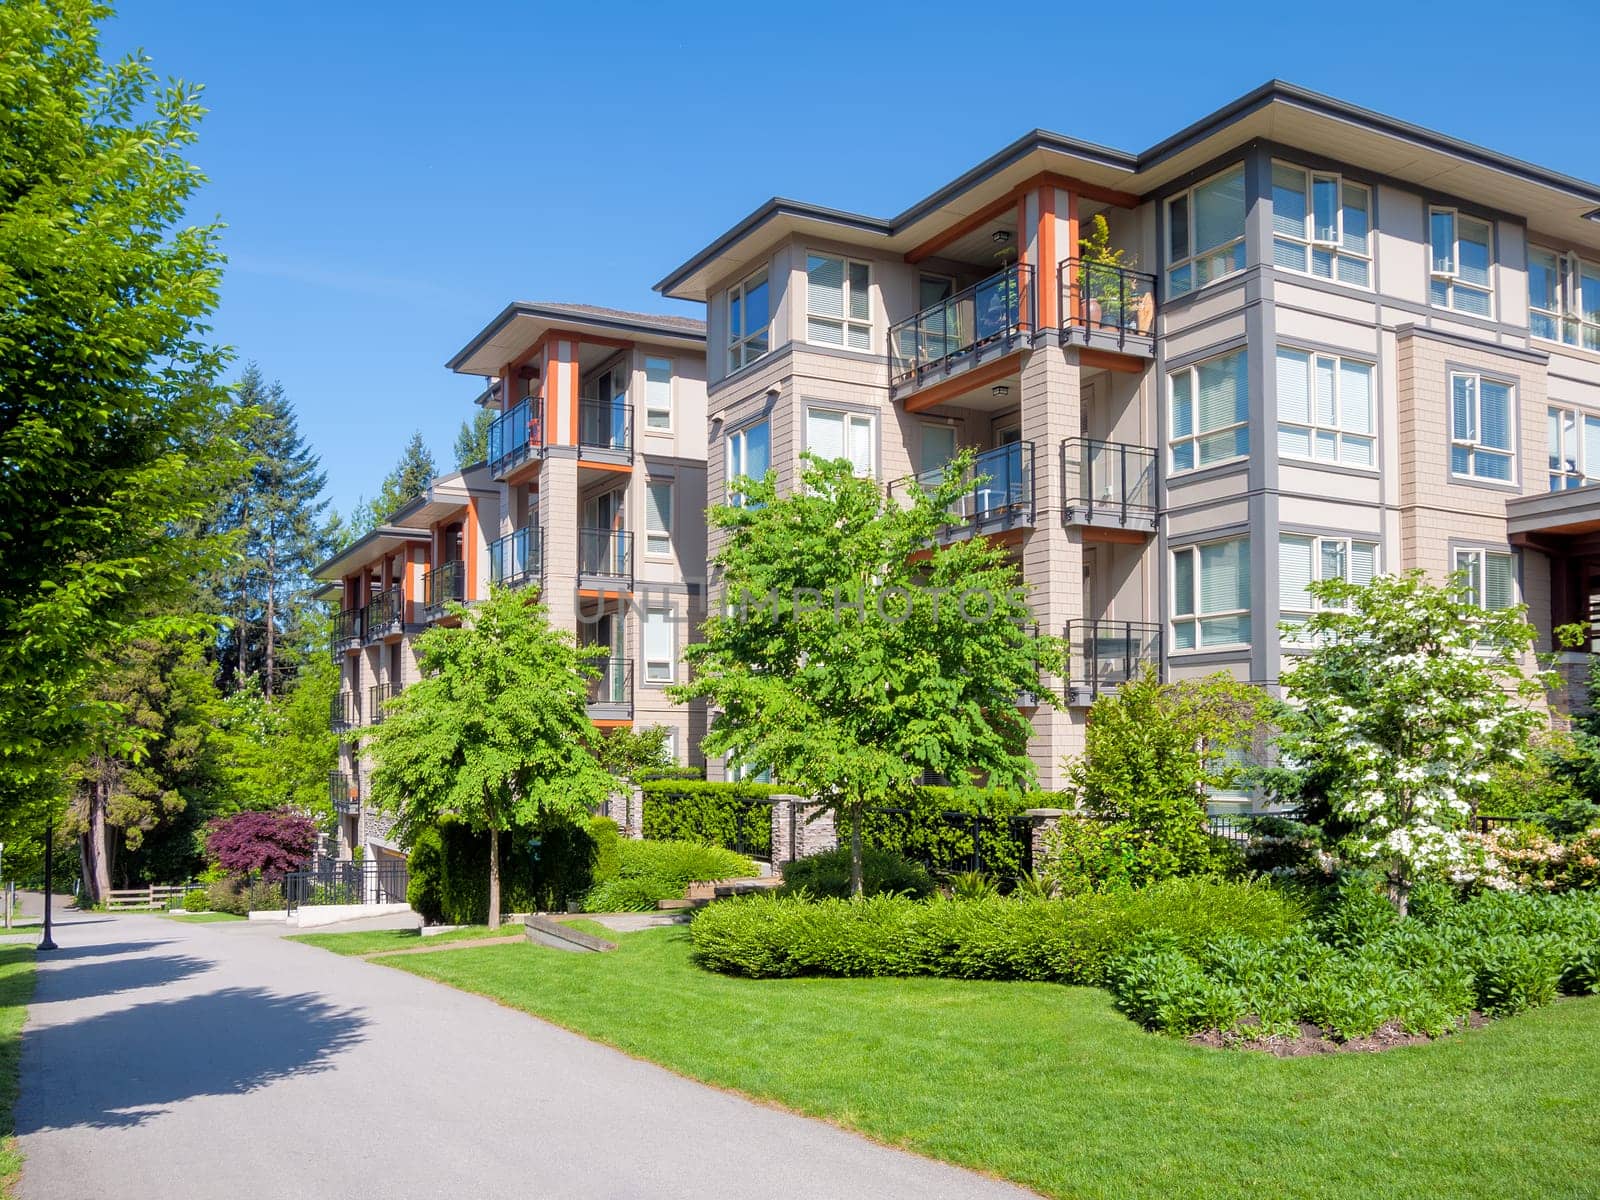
left=991, top=229, right=1013, bottom=244
left=992, top=385, right=1010, bottom=398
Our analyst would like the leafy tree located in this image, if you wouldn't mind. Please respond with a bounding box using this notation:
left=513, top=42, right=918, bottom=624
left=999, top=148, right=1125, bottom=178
left=349, top=430, right=437, bottom=536
left=204, top=809, right=317, bottom=879
left=367, top=587, right=615, bottom=927
left=1276, top=570, right=1549, bottom=915
left=673, top=453, right=1061, bottom=896
left=454, top=407, right=493, bottom=469
left=216, top=646, right=339, bottom=821
left=0, top=0, right=243, bottom=790
left=593, top=725, right=671, bottom=783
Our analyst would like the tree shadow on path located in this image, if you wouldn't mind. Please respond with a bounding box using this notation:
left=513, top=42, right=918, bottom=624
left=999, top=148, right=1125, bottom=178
left=33, top=953, right=214, bottom=1003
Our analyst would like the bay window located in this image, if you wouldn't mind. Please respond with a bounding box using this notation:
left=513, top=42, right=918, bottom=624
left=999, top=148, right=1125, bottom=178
left=1170, top=348, right=1249, bottom=472
left=1280, top=535, right=1379, bottom=637
left=1454, top=548, right=1516, bottom=612
left=1528, top=249, right=1600, bottom=350
left=1172, top=536, right=1251, bottom=650
left=1547, top=405, right=1600, bottom=490
left=806, top=253, right=871, bottom=349
left=1166, top=165, right=1246, bottom=298
left=1449, top=371, right=1515, bottom=483
left=1429, top=208, right=1493, bottom=316
left=727, top=268, right=771, bottom=371
left=1270, top=162, right=1371, bottom=287
left=1276, top=349, right=1375, bottom=467
left=805, top=405, right=874, bottom=477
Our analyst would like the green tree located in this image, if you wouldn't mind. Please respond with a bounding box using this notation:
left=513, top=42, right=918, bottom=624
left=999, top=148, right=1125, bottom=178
left=673, top=453, right=1060, bottom=896
left=454, top=407, right=493, bottom=469
left=367, top=587, right=614, bottom=927
left=593, top=725, right=671, bottom=783
left=217, top=645, right=339, bottom=820
left=349, top=430, right=438, bottom=536
left=1276, top=570, right=1549, bottom=915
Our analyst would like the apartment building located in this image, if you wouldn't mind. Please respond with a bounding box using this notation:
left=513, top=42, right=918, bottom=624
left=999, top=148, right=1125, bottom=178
left=654, top=81, right=1600, bottom=796
left=446, top=302, right=711, bottom=764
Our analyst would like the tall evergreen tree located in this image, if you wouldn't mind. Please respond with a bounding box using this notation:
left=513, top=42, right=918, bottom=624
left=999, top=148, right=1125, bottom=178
left=454, top=407, right=493, bottom=469
left=349, top=430, right=438, bottom=536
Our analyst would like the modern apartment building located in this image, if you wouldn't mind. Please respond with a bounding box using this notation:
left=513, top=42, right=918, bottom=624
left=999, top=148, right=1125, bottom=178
left=654, top=81, right=1600, bottom=796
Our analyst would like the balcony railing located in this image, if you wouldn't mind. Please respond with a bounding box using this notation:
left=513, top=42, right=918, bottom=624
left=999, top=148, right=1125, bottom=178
left=488, top=398, right=543, bottom=479
left=1062, top=438, right=1158, bottom=529
left=489, top=525, right=542, bottom=589
left=330, top=691, right=357, bottom=733
left=1065, top=620, right=1161, bottom=704
left=895, top=441, right=1035, bottom=535
left=330, top=771, right=358, bottom=815
left=1059, top=259, right=1158, bottom=353
left=586, top=657, right=633, bottom=709
left=368, top=682, right=399, bottom=724
left=889, top=263, right=1035, bottom=387
left=424, top=559, right=464, bottom=618
left=578, top=401, right=633, bottom=455
left=363, top=586, right=404, bottom=642
left=578, top=527, right=633, bottom=585
left=330, top=607, right=363, bottom=656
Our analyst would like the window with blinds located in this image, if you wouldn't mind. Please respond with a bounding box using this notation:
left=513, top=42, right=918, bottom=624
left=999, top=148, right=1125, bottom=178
left=806, top=254, right=871, bottom=349
left=1172, top=536, right=1251, bottom=650
left=1528, top=249, right=1600, bottom=350
left=1280, top=535, right=1379, bottom=640
left=1167, top=165, right=1246, bottom=298
left=643, top=608, right=674, bottom=683
left=1454, top=548, right=1516, bottom=612
left=1429, top=208, right=1493, bottom=316
left=805, top=406, right=874, bottom=477
left=1548, top=405, right=1600, bottom=490
left=645, top=482, right=672, bottom=556
left=727, top=268, right=771, bottom=372
left=644, top=357, right=673, bottom=430
left=1277, top=349, right=1375, bottom=467
left=727, top=420, right=770, bottom=507
left=1270, top=162, right=1372, bottom=287
left=1449, top=371, right=1515, bottom=482
left=1171, top=348, right=1249, bottom=472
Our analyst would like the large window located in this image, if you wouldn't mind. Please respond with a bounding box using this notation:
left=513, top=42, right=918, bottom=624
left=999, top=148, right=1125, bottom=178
left=1548, top=405, right=1600, bottom=490
left=1280, top=535, right=1379, bottom=636
left=1166, top=165, right=1246, bottom=298
left=1172, top=536, right=1251, bottom=650
left=1449, top=371, right=1515, bottom=483
left=805, top=405, right=874, bottom=477
left=1270, top=162, right=1371, bottom=287
left=1454, top=547, right=1515, bottom=612
left=643, top=607, right=674, bottom=683
left=644, top=356, right=673, bottom=430
left=1170, top=349, right=1249, bottom=472
left=1528, top=249, right=1600, bottom=351
left=645, top=482, right=673, bottom=556
left=726, top=419, right=770, bottom=506
left=1277, top=349, right=1375, bottom=467
left=1429, top=208, right=1493, bottom=316
left=806, top=253, right=871, bottom=349
left=727, top=268, right=771, bottom=372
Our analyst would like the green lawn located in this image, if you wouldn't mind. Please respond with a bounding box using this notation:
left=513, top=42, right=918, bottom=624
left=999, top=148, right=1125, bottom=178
left=0, top=946, right=35, bottom=1200
left=161, top=911, right=245, bottom=923
left=287, top=923, right=526, bottom=956
left=373, top=926, right=1599, bottom=1200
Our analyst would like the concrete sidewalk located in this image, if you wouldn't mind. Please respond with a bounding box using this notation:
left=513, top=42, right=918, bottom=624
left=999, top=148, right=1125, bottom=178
left=15, top=912, right=1034, bottom=1200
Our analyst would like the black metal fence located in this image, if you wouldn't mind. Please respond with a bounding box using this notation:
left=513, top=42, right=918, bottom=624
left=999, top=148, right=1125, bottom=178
left=283, top=859, right=409, bottom=914
left=858, top=807, right=1034, bottom=878
left=330, top=607, right=363, bottom=656
left=363, top=586, right=404, bottom=642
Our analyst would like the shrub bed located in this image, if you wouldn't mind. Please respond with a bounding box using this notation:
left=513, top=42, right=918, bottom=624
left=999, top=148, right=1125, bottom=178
left=640, top=781, right=780, bottom=857
left=584, top=839, right=758, bottom=913
left=853, top=787, right=1063, bottom=879
left=405, top=816, right=606, bottom=924
left=777, top=847, right=934, bottom=900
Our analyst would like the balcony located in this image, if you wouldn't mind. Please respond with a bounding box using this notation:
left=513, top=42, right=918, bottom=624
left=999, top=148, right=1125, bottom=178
left=363, top=586, right=404, bottom=643
left=578, top=527, right=633, bottom=590
left=423, top=560, right=464, bottom=619
left=1065, top=620, right=1161, bottom=706
left=894, top=442, right=1035, bottom=540
left=330, top=691, right=357, bottom=733
left=1062, top=439, right=1158, bottom=531
left=368, top=682, right=399, bottom=724
left=586, top=656, right=632, bottom=720
left=889, top=263, right=1035, bottom=393
left=578, top=401, right=633, bottom=459
left=1059, top=259, right=1158, bottom=357
left=488, top=398, right=543, bottom=479
left=330, top=771, right=358, bottom=815
left=330, top=608, right=363, bottom=657
left=489, top=525, right=542, bottom=590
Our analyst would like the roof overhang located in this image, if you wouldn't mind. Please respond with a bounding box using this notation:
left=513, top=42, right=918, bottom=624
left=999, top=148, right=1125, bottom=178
left=385, top=463, right=499, bottom=530
left=313, top=527, right=431, bottom=582
left=447, top=302, right=707, bottom=377
left=1508, top=486, right=1600, bottom=541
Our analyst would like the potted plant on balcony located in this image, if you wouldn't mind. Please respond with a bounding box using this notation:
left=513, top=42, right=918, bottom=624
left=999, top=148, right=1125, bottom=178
left=1078, top=214, right=1147, bottom=333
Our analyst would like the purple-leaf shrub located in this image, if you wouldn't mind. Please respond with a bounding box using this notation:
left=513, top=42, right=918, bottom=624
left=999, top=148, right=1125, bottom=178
left=205, top=810, right=317, bottom=879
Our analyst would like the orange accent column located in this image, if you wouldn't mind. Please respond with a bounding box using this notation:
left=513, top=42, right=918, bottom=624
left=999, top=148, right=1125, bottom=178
left=465, top=498, right=481, bottom=600
left=1015, top=196, right=1032, bottom=329
left=1038, top=187, right=1058, bottom=330
left=1066, top=191, right=1081, bottom=327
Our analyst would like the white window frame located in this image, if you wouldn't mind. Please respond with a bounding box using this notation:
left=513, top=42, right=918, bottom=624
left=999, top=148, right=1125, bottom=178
left=1276, top=348, right=1376, bottom=469
left=1528, top=247, right=1600, bottom=351
left=1428, top=207, right=1494, bottom=316
left=1171, top=536, right=1252, bottom=652
left=642, top=606, right=674, bottom=684
left=1269, top=161, right=1372, bottom=289
left=1279, top=534, right=1380, bottom=641
left=1165, top=164, right=1247, bottom=299
left=805, top=252, right=872, bottom=350
left=1453, top=547, right=1517, bottom=612
left=1547, top=404, right=1600, bottom=491
left=727, top=267, right=771, bottom=373
left=1449, top=370, right=1516, bottom=484
left=803, top=405, right=876, bottom=478
left=644, top=356, right=674, bottom=431
left=1168, top=348, right=1249, bottom=474
left=726, top=418, right=770, bottom=507
left=645, top=481, right=673, bottom=557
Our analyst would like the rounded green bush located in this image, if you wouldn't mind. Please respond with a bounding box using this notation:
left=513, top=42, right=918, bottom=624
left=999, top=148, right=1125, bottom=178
left=181, top=888, right=209, bottom=913
left=778, top=848, right=934, bottom=900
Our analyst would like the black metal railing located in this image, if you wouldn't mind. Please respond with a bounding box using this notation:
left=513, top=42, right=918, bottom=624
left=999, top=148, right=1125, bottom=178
left=1062, top=438, right=1157, bottom=526
left=488, top=398, right=543, bottom=478
left=1066, top=619, right=1161, bottom=700
left=489, top=525, right=542, bottom=589
left=1059, top=258, right=1158, bottom=349
left=367, top=682, right=399, bottom=724
left=578, top=401, right=633, bottom=454
left=330, top=607, right=363, bottom=656
left=889, top=262, right=1035, bottom=386
left=283, top=859, right=409, bottom=914
left=424, top=559, right=464, bottom=618
left=330, top=691, right=357, bottom=733
left=586, top=657, right=633, bottom=707
left=329, top=771, right=358, bottom=814
left=578, top=528, right=632, bottom=583
left=363, top=586, right=404, bottom=642
left=895, top=441, right=1035, bottom=532
left=858, top=807, right=1034, bottom=878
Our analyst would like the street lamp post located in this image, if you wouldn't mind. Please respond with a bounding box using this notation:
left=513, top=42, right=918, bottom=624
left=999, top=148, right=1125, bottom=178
left=38, top=814, right=57, bottom=953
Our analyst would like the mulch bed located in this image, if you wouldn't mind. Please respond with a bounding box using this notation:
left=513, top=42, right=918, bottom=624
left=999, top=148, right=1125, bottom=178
left=1188, top=1013, right=1491, bottom=1056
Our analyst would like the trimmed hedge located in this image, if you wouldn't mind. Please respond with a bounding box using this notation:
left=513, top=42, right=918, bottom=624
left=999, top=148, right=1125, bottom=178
left=851, top=787, right=1069, bottom=879
left=405, top=815, right=604, bottom=924
left=641, top=781, right=781, bottom=857
left=689, top=878, right=1301, bottom=982
left=584, top=839, right=759, bottom=913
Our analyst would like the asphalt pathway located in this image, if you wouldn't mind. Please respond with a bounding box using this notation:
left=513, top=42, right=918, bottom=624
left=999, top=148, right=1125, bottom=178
left=15, top=912, right=1035, bottom=1200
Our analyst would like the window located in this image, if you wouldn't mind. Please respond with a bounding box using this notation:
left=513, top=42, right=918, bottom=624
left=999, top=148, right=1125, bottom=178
left=1166, top=165, right=1246, bottom=297
left=1528, top=249, right=1600, bottom=350
left=1170, top=348, right=1249, bottom=472
left=920, top=422, right=957, bottom=476
left=643, top=608, right=674, bottom=683
left=1280, top=535, right=1379, bottom=636
left=658, top=726, right=678, bottom=764
left=727, top=268, right=770, bottom=371
left=807, top=254, right=871, bottom=349
left=1547, top=405, right=1600, bottom=490
left=805, top=406, right=874, bottom=477
left=1454, top=548, right=1515, bottom=612
left=644, top=356, right=673, bottom=430
left=726, top=419, right=770, bottom=506
left=1270, top=162, right=1371, bottom=287
left=1172, top=537, right=1251, bottom=650
left=1429, top=208, right=1493, bottom=316
left=646, top=482, right=673, bottom=555
left=1449, top=371, right=1515, bottom=482
left=1276, top=349, right=1375, bottom=467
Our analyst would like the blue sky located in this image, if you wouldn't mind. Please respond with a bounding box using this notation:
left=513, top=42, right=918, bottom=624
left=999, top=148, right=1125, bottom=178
left=107, top=0, right=1600, bottom=518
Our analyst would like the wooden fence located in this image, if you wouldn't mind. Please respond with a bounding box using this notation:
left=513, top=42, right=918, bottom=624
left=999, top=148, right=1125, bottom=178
left=105, top=884, right=191, bottom=911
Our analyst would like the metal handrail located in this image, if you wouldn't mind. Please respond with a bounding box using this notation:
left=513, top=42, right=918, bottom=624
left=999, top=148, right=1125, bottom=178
left=1059, top=258, right=1158, bottom=348
left=330, top=692, right=357, bottom=732
left=329, top=771, right=358, bottom=813
left=586, top=656, right=633, bottom=706
left=423, top=560, right=464, bottom=617
left=284, top=859, right=409, bottom=915
left=578, top=400, right=633, bottom=453
left=895, top=441, right=1035, bottom=529
left=367, top=682, right=399, bottom=724
left=489, top=525, right=542, bottom=589
left=330, top=607, right=363, bottom=656
left=488, top=398, right=543, bottom=477
left=1062, top=438, right=1157, bottom=525
left=363, top=586, right=404, bottom=641
left=1065, top=619, right=1161, bottom=698
left=889, top=263, right=1035, bottom=385
left=578, top=528, right=632, bottom=582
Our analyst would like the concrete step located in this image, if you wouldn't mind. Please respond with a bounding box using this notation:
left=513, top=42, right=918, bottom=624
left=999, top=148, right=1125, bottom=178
left=655, top=897, right=709, bottom=911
